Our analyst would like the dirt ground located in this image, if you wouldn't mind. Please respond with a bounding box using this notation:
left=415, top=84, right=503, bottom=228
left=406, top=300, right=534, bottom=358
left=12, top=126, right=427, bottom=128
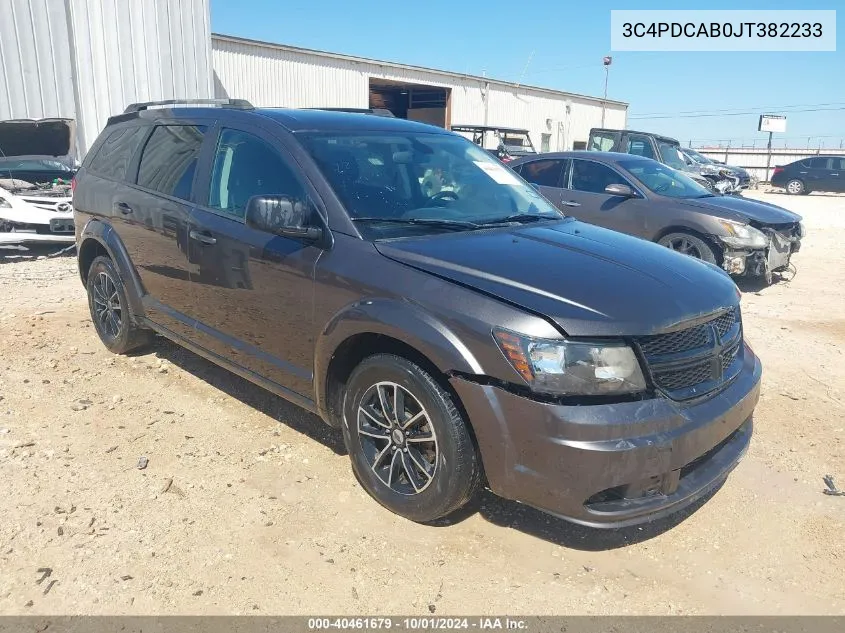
left=1, top=190, right=843, bottom=616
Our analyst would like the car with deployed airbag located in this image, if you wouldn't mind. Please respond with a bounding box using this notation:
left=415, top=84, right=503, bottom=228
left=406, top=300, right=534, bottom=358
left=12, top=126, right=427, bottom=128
left=73, top=100, right=761, bottom=528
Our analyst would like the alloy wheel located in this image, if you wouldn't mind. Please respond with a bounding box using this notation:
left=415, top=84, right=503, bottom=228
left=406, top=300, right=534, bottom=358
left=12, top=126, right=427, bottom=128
left=356, top=381, right=438, bottom=495
left=92, top=271, right=122, bottom=340
left=666, top=237, right=703, bottom=258
left=787, top=180, right=802, bottom=194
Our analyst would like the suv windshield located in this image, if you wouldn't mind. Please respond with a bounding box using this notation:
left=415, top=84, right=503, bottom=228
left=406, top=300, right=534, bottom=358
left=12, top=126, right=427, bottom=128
left=300, top=132, right=562, bottom=238
left=657, top=142, right=688, bottom=170
left=620, top=159, right=713, bottom=199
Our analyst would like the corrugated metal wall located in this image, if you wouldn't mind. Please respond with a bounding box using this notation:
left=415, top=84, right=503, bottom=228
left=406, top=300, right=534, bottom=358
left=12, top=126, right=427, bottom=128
left=0, top=0, right=213, bottom=157
left=211, top=35, right=628, bottom=151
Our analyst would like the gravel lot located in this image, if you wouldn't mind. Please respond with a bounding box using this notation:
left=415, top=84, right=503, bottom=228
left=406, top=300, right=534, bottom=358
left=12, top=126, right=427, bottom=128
left=1, top=190, right=843, bottom=615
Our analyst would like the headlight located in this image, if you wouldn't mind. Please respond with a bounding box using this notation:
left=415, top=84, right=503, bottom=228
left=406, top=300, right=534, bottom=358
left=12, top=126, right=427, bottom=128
left=494, top=330, right=647, bottom=396
left=0, top=197, right=11, bottom=209
left=798, top=221, right=807, bottom=238
left=717, top=219, right=768, bottom=249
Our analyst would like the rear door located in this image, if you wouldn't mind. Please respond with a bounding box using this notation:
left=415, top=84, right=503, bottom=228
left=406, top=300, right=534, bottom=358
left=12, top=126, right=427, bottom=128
left=805, top=157, right=831, bottom=190
left=186, top=122, right=324, bottom=396
left=563, top=158, right=649, bottom=236
left=109, top=122, right=209, bottom=340
left=513, top=158, right=568, bottom=210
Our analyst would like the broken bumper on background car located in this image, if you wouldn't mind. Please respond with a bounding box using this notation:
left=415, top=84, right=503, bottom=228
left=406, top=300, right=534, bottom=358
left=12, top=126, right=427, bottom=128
left=0, top=198, right=75, bottom=244
left=449, top=342, right=761, bottom=528
left=719, top=221, right=803, bottom=278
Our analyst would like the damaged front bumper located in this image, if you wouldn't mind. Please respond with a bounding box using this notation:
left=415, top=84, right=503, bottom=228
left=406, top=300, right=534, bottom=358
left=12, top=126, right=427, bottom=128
left=718, top=223, right=802, bottom=278
left=0, top=197, right=74, bottom=244
left=449, top=343, right=761, bottom=528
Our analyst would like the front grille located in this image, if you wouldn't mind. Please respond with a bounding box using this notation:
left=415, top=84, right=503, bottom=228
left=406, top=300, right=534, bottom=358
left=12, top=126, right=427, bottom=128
left=636, top=306, right=743, bottom=400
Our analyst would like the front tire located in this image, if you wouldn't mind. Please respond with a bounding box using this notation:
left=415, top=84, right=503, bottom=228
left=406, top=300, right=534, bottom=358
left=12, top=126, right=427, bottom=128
left=86, top=256, right=152, bottom=354
left=785, top=179, right=805, bottom=195
left=342, top=354, right=481, bottom=522
left=658, top=232, right=718, bottom=264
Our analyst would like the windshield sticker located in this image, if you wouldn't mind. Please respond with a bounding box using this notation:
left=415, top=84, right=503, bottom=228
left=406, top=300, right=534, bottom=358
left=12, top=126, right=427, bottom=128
left=473, top=161, right=522, bottom=186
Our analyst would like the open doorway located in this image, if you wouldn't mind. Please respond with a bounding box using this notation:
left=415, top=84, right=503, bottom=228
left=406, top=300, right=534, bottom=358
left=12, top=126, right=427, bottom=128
left=368, top=79, right=450, bottom=128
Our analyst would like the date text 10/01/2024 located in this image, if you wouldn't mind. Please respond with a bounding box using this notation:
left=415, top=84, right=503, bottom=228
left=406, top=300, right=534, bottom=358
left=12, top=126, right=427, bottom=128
left=307, top=618, right=528, bottom=630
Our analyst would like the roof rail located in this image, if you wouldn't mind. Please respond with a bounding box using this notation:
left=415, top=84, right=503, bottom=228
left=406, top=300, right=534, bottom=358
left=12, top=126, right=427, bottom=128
left=306, top=107, right=395, bottom=118
left=123, top=98, right=254, bottom=113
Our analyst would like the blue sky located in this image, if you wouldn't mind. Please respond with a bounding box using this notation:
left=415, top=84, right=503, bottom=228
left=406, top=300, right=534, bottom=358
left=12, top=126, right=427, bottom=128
left=210, top=0, right=843, bottom=149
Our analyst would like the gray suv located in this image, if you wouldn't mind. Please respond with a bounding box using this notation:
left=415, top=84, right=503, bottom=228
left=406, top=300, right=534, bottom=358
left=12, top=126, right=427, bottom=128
left=511, top=152, right=803, bottom=284
left=74, top=100, right=760, bottom=528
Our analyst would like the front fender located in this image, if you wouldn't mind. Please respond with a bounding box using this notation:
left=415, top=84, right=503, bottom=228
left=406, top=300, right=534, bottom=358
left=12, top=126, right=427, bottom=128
left=313, top=298, right=484, bottom=416
left=78, top=218, right=146, bottom=323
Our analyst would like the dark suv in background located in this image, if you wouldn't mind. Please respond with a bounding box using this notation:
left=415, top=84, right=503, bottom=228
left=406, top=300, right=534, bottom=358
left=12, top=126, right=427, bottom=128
left=73, top=99, right=761, bottom=528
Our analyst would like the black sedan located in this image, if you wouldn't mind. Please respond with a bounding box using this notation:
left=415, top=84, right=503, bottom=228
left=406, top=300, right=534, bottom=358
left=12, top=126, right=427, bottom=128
left=771, top=155, right=845, bottom=195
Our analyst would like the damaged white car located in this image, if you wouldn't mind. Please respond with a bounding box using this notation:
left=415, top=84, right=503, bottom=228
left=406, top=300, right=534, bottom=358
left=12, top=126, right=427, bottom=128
left=0, top=119, right=78, bottom=245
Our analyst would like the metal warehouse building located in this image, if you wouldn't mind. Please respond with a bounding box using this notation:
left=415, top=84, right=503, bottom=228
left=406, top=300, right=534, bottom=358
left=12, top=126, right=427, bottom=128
left=1, top=0, right=627, bottom=156
left=211, top=34, right=628, bottom=153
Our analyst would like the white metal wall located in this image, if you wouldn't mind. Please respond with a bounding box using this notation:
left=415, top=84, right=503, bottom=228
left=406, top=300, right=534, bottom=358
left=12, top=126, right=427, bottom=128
left=211, top=35, right=627, bottom=151
left=0, top=0, right=213, bottom=157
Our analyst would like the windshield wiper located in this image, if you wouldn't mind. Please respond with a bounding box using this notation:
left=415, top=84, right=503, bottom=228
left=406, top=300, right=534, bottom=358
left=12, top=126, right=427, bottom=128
left=351, top=217, right=481, bottom=230
left=477, top=213, right=560, bottom=226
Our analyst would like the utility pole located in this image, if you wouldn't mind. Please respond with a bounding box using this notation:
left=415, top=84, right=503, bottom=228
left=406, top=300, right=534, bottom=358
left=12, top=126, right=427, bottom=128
left=601, top=56, right=612, bottom=127
left=764, top=131, right=773, bottom=182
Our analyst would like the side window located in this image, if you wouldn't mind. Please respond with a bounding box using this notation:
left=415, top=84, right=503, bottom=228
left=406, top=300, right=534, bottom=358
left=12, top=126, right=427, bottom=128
left=87, top=126, right=147, bottom=181
left=589, top=132, right=616, bottom=152
left=809, top=157, right=832, bottom=169
left=208, top=129, right=307, bottom=221
left=835, top=158, right=845, bottom=171
left=627, top=135, right=656, bottom=160
left=137, top=125, right=206, bottom=200
left=571, top=160, right=628, bottom=195
left=520, top=159, right=564, bottom=188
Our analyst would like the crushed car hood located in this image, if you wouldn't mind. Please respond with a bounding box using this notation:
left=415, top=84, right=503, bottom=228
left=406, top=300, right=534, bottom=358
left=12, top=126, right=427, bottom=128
left=0, top=119, right=75, bottom=157
left=681, top=195, right=801, bottom=224
left=375, top=220, right=739, bottom=337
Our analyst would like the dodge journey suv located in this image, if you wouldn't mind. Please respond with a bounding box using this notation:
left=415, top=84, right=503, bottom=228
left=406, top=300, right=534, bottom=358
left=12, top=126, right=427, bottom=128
left=74, top=99, right=761, bottom=528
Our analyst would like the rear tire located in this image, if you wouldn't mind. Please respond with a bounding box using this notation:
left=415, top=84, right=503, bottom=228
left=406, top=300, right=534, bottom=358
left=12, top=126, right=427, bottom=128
left=785, top=179, right=805, bottom=195
left=658, top=232, right=718, bottom=264
left=341, top=354, right=481, bottom=522
left=86, top=256, right=152, bottom=354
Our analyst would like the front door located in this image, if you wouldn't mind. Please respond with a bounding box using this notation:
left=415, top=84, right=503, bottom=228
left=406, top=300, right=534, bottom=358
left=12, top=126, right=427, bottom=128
left=823, top=157, right=845, bottom=192
left=116, top=123, right=208, bottom=339
left=186, top=125, right=323, bottom=397
left=563, top=158, right=647, bottom=237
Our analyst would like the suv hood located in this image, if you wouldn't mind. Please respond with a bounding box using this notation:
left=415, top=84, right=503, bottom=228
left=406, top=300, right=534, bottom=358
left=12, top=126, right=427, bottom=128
left=0, top=119, right=75, bottom=158
left=681, top=195, right=801, bottom=224
left=375, top=220, right=739, bottom=337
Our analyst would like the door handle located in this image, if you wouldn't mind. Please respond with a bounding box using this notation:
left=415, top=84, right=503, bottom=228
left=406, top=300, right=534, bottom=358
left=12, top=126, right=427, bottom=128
left=114, top=202, right=133, bottom=215
left=831, top=173, right=840, bottom=176
left=189, top=230, right=217, bottom=245
left=562, top=200, right=581, bottom=207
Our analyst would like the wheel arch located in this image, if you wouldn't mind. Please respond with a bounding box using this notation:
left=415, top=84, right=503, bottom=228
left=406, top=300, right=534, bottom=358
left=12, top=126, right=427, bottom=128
left=78, top=219, right=146, bottom=323
left=314, top=299, right=484, bottom=430
left=653, top=225, right=724, bottom=263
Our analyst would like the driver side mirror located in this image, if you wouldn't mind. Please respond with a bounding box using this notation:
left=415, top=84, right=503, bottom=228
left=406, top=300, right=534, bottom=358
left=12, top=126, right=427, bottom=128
left=604, top=183, right=636, bottom=197
left=245, top=195, right=324, bottom=242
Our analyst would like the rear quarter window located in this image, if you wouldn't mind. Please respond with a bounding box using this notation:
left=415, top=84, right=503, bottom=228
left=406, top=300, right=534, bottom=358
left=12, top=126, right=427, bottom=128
left=87, top=126, right=147, bottom=181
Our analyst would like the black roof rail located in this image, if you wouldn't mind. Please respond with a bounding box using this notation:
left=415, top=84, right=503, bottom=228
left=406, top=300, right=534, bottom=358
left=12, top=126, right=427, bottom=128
left=305, top=107, right=396, bottom=118
left=123, top=98, right=254, bottom=113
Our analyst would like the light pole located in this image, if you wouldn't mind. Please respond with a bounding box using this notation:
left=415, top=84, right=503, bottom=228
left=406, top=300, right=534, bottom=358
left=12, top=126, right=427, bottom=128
left=601, top=56, right=612, bottom=127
